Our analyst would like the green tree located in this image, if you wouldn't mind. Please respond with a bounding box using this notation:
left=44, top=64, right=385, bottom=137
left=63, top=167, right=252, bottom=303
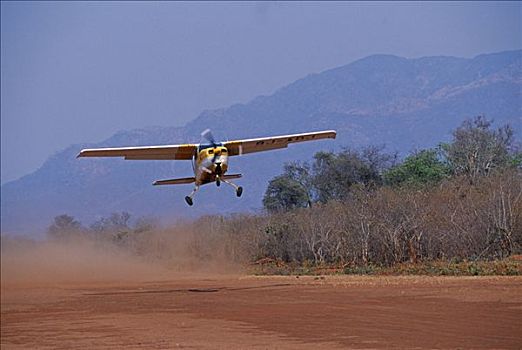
left=282, top=161, right=313, bottom=205
left=441, top=116, right=514, bottom=181
left=384, top=149, right=449, bottom=187
left=263, top=175, right=310, bottom=212
left=312, top=146, right=394, bottom=202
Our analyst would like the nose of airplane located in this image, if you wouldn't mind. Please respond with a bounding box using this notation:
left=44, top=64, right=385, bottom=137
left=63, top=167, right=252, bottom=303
left=215, top=162, right=223, bottom=175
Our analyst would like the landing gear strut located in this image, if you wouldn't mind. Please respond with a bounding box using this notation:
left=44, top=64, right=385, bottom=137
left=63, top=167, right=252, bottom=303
left=184, top=179, right=242, bottom=206
left=222, top=178, right=243, bottom=197
left=185, top=185, right=199, bottom=206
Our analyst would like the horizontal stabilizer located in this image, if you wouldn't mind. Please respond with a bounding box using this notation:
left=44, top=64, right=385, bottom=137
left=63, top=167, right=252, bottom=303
left=153, top=177, right=196, bottom=186
left=222, top=174, right=242, bottom=180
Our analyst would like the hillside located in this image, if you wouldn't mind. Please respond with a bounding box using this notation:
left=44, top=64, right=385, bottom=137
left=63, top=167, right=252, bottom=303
left=2, top=50, right=521, bottom=235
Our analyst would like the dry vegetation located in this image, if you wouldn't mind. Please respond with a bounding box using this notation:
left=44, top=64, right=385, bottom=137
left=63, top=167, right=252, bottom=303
left=189, top=170, right=522, bottom=275
left=23, top=168, right=518, bottom=277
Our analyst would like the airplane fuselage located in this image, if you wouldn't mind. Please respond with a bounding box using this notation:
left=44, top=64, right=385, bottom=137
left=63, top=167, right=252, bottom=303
left=194, top=145, right=229, bottom=185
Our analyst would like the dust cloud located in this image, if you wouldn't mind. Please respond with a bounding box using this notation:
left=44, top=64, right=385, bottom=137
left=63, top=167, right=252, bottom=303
left=1, top=238, right=163, bottom=286
left=1, top=232, right=242, bottom=287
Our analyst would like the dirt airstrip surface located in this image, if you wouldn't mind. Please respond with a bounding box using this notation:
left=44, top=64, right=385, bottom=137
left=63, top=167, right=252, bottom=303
left=1, top=240, right=521, bottom=349
left=2, top=274, right=521, bottom=349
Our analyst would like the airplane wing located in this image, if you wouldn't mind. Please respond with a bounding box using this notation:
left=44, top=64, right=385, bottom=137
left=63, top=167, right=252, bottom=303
left=77, top=144, right=198, bottom=160
left=223, top=130, right=336, bottom=156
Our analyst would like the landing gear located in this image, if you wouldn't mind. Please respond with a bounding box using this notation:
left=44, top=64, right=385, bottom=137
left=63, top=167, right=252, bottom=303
left=222, top=178, right=243, bottom=197
left=185, top=185, right=199, bottom=206
left=183, top=179, right=242, bottom=207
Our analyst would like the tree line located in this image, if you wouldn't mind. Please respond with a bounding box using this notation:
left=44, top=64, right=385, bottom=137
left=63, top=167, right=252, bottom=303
left=263, top=116, right=519, bottom=212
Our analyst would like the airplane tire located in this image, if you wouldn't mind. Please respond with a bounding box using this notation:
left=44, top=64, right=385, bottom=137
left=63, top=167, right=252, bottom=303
left=185, top=196, right=193, bottom=206
left=236, top=187, right=243, bottom=197
left=216, top=179, right=221, bottom=187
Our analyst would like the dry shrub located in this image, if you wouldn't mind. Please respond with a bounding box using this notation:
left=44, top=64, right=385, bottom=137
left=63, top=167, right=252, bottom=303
left=204, top=170, right=521, bottom=268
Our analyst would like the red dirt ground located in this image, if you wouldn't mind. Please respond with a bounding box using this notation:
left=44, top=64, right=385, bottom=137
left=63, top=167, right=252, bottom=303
left=2, top=275, right=521, bottom=349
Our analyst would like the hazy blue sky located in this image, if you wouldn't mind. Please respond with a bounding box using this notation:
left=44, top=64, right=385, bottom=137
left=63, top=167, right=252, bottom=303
left=1, top=1, right=521, bottom=183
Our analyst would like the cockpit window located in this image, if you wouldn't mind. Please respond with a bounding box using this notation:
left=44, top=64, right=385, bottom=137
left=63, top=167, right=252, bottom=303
left=208, top=149, right=214, bottom=154
left=222, top=149, right=227, bottom=153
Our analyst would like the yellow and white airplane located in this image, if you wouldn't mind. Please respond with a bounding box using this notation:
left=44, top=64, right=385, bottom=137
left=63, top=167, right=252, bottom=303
left=78, top=129, right=336, bottom=206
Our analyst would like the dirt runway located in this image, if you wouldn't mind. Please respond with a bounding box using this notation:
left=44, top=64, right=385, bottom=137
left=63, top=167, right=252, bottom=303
left=2, top=274, right=521, bottom=349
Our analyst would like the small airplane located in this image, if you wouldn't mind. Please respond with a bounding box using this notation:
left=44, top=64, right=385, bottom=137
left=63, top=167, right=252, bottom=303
left=77, top=129, right=336, bottom=206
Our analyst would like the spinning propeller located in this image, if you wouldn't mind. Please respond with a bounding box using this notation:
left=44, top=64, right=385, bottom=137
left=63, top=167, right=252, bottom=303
left=201, top=129, right=217, bottom=147
left=201, top=129, right=222, bottom=175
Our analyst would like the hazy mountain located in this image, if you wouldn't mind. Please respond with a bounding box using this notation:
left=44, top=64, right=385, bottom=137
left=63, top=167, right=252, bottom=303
left=2, top=50, right=521, bottom=235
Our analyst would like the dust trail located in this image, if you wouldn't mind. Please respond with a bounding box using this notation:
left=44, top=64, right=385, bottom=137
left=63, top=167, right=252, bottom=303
left=0, top=236, right=173, bottom=286
left=0, top=233, right=243, bottom=288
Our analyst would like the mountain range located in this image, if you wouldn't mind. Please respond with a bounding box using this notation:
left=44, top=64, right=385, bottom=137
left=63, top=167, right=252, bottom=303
left=2, top=50, right=521, bottom=236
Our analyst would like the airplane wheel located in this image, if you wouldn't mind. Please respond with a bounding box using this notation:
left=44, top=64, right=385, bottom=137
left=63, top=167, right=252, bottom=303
left=236, top=186, right=243, bottom=197
left=185, top=196, right=193, bottom=206
left=216, top=178, right=221, bottom=187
